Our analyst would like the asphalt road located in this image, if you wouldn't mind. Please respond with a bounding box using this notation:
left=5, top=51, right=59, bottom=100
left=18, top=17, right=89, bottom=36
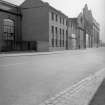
left=0, top=48, right=105, bottom=105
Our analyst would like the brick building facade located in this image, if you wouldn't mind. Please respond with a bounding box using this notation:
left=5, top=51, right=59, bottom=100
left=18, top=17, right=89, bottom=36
left=21, top=0, right=68, bottom=51
left=0, top=0, right=100, bottom=52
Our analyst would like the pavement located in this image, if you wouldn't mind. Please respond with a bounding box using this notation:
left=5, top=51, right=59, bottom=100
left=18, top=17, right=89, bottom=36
left=0, top=48, right=88, bottom=57
left=39, top=68, right=105, bottom=105
left=89, top=78, right=105, bottom=105
left=0, top=48, right=102, bottom=58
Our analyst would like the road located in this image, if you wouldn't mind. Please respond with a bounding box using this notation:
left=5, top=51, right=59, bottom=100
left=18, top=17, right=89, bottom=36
left=0, top=48, right=105, bottom=105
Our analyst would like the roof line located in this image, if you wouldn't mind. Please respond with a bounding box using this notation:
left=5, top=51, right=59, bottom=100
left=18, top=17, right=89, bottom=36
left=48, top=4, right=68, bottom=18
left=0, top=0, right=18, bottom=7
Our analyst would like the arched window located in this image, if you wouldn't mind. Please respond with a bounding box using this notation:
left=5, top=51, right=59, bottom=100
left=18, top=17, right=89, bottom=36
left=3, top=19, right=15, bottom=40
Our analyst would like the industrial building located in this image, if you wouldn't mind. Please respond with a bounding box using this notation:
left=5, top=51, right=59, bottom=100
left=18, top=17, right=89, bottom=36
left=68, top=4, right=100, bottom=50
left=0, top=0, right=100, bottom=52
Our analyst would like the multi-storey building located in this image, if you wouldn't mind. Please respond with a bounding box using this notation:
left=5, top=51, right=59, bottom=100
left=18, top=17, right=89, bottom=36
left=68, top=4, right=100, bottom=50
left=0, top=0, right=100, bottom=52
left=49, top=6, right=68, bottom=51
left=21, top=0, right=68, bottom=51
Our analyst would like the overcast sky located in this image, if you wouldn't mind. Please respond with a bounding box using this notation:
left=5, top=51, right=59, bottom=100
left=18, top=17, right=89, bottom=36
left=4, top=0, right=105, bottom=42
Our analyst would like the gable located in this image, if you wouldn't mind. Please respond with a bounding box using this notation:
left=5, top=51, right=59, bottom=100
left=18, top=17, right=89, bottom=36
left=20, top=0, right=45, bottom=8
left=83, top=5, right=93, bottom=25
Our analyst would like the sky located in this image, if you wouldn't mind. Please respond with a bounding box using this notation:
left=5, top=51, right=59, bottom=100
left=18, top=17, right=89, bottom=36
left=4, top=0, right=105, bottom=42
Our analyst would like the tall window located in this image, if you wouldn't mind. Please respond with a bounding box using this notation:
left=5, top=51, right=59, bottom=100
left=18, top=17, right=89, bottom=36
left=55, top=27, right=58, bottom=47
left=81, top=17, right=83, bottom=23
left=66, top=30, right=68, bottom=41
left=51, top=26, right=54, bottom=47
left=66, top=30, right=68, bottom=48
left=63, top=29, right=64, bottom=47
left=60, top=28, right=62, bottom=47
left=51, top=12, right=54, bottom=21
left=60, top=17, right=62, bottom=24
left=3, top=19, right=15, bottom=40
left=71, top=23, right=72, bottom=28
left=63, top=18, right=64, bottom=25
left=66, top=20, right=68, bottom=26
left=56, top=14, right=58, bottom=22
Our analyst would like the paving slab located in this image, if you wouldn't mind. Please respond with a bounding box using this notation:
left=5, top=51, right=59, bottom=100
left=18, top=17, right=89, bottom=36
left=39, top=68, right=105, bottom=105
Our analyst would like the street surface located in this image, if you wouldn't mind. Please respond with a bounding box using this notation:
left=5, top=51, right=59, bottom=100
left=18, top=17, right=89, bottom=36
left=0, top=48, right=105, bottom=105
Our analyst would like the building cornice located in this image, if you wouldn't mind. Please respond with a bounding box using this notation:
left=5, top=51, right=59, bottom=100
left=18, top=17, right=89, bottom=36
left=0, top=0, right=18, bottom=8
left=47, top=3, right=68, bottom=18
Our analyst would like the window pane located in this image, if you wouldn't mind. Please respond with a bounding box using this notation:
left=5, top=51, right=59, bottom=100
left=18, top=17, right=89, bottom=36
left=52, top=12, right=54, bottom=20
left=3, top=19, right=15, bottom=40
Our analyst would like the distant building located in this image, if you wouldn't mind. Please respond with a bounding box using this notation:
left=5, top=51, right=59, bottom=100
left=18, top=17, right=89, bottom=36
left=0, top=0, right=100, bottom=52
left=68, top=4, right=100, bottom=50
left=93, top=18, right=100, bottom=47
left=68, top=18, right=77, bottom=49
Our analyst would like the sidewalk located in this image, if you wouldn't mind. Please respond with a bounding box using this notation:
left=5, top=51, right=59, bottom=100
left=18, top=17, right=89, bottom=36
left=39, top=69, right=105, bottom=105
left=0, top=47, right=102, bottom=58
left=0, top=49, right=85, bottom=58
left=89, top=78, right=105, bottom=105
